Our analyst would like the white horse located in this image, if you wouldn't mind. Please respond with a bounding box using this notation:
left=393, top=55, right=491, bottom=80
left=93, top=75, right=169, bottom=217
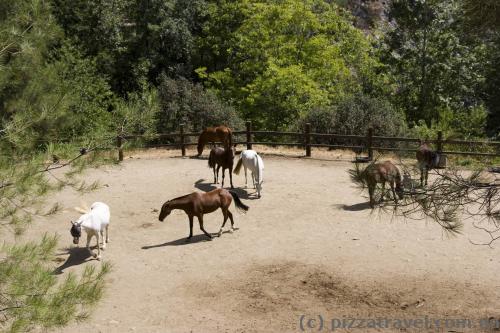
left=70, top=202, right=110, bottom=260
left=234, top=150, right=264, bottom=198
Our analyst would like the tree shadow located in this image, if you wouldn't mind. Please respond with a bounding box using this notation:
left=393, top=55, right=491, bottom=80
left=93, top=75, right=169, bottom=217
left=53, top=247, right=96, bottom=275
left=141, top=234, right=214, bottom=248
left=337, top=202, right=372, bottom=211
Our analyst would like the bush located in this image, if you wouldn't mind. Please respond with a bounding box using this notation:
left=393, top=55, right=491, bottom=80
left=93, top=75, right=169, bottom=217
left=298, top=94, right=407, bottom=137
left=156, top=75, right=243, bottom=134
left=409, top=105, right=488, bottom=140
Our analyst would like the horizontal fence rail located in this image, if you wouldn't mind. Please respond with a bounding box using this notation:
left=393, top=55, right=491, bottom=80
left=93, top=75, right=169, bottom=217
left=115, top=121, right=500, bottom=161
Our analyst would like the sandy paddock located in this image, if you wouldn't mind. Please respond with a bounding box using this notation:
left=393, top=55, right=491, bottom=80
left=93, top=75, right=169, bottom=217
left=22, top=147, right=500, bottom=333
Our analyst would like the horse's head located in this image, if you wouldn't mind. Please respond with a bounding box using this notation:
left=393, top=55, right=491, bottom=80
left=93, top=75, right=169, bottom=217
left=70, top=221, right=82, bottom=244
left=158, top=202, right=172, bottom=221
left=197, top=142, right=203, bottom=156
left=256, top=181, right=263, bottom=198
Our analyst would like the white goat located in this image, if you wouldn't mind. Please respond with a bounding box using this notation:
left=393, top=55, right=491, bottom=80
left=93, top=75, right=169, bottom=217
left=233, top=150, right=264, bottom=198
left=70, top=202, right=110, bottom=260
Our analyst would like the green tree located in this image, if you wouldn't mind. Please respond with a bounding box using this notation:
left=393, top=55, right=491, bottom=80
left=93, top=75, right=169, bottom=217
left=156, top=75, right=243, bottom=134
left=381, top=0, right=486, bottom=130
left=198, top=0, right=387, bottom=130
left=0, top=2, right=116, bottom=331
left=52, top=0, right=209, bottom=94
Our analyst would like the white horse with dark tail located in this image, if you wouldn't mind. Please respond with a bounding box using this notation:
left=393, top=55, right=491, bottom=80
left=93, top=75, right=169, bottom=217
left=70, top=202, right=110, bottom=260
left=234, top=150, right=264, bottom=198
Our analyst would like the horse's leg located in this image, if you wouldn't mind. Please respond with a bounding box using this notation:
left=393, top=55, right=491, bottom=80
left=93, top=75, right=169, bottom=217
left=420, top=166, right=424, bottom=186
left=380, top=182, right=386, bottom=202
left=218, top=209, right=229, bottom=237
left=186, top=215, right=194, bottom=241
left=105, top=224, right=109, bottom=244
left=244, top=166, right=248, bottom=188
left=368, top=184, right=375, bottom=208
left=95, top=233, right=101, bottom=260
left=229, top=168, right=234, bottom=189
left=228, top=210, right=237, bottom=232
left=425, top=167, right=429, bottom=186
left=221, top=167, right=226, bottom=188
left=213, top=166, right=216, bottom=184
left=86, top=233, right=92, bottom=252
left=252, top=172, right=256, bottom=188
left=197, top=215, right=213, bottom=239
left=390, top=181, right=398, bottom=204
left=216, top=165, right=221, bottom=184
left=100, top=229, right=106, bottom=249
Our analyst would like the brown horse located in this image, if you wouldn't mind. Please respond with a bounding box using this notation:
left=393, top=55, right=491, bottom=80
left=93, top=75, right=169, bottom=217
left=416, top=141, right=440, bottom=186
left=197, top=125, right=233, bottom=156
left=158, top=188, right=249, bottom=240
left=364, top=161, right=404, bottom=208
left=208, top=146, right=234, bottom=188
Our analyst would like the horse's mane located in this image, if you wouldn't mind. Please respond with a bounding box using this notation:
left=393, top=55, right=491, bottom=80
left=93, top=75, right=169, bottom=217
left=168, top=194, right=191, bottom=202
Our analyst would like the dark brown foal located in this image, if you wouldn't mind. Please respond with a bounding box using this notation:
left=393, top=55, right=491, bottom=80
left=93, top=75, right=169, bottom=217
left=158, top=188, right=249, bottom=241
left=208, top=146, right=235, bottom=188
left=416, top=141, right=440, bottom=186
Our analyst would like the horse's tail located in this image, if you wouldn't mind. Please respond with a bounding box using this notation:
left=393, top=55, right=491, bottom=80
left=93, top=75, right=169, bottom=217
left=229, top=191, right=249, bottom=213
left=234, top=155, right=243, bottom=174
left=256, top=154, right=263, bottom=185
left=208, top=150, right=216, bottom=169
left=74, top=201, right=90, bottom=214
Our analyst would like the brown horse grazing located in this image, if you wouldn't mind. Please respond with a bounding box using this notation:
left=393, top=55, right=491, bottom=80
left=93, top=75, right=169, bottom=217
left=208, top=146, right=234, bottom=188
left=158, top=188, right=249, bottom=240
left=416, top=141, right=440, bottom=186
left=364, top=161, right=404, bottom=208
left=197, top=125, right=233, bottom=156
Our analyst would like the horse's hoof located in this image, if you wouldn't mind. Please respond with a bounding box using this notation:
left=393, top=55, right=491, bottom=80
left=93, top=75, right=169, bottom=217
left=185, top=237, right=192, bottom=243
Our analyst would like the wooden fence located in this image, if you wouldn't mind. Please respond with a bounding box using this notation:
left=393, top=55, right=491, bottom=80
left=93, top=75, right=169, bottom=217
left=115, top=121, right=500, bottom=161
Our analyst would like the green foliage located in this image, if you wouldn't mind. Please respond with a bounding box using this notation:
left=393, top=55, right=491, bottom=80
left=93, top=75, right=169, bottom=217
left=0, top=234, right=111, bottom=333
left=156, top=76, right=243, bottom=133
left=199, top=0, right=387, bottom=130
left=299, top=94, right=406, bottom=136
left=409, top=105, right=487, bottom=140
left=111, top=84, right=160, bottom=137
left=463, top=0, right=500, bottom=31
left=52, top=0, right=209, bottom=94
left=381, top=0, right=487, bottom=131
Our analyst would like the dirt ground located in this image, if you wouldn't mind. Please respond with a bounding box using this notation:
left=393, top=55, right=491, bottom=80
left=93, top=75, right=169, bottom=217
left=22, top=147, right=500, bottom=332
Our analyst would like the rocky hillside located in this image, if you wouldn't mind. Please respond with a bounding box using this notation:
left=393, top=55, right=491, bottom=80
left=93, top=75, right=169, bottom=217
left=345, top=0, right=391, bottom=29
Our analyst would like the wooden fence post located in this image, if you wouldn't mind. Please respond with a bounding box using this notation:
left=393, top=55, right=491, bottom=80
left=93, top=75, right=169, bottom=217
left=367, top=127, right=373, bottom=161
left=305, top=123, right=311, bottom=157
left=117, top=135, right=123, bottom=162
left=246, top=121, right=252, bottom=150
left=180, top=123, right=186, bottom=157
left=437, top=130, right=443, bottom=153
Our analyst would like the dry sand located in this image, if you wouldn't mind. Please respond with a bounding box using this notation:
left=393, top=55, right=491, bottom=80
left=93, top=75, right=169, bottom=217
left=21, top=148, right=500, bottom=332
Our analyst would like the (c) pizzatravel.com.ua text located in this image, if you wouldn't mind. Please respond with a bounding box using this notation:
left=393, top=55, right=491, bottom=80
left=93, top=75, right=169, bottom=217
left=298, top=315, right=500, bottom=331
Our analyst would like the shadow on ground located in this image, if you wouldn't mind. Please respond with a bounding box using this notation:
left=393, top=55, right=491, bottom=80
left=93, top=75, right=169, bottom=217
left=53, top=247, right=96, bottom=274
left=337, top=202, right=372, bottom=211
left=142, top=234, right=215, bottom=248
